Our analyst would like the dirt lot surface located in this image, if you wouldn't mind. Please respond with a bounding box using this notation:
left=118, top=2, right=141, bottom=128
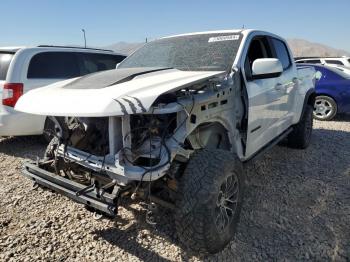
left=0, top=116, right=349, bottom=261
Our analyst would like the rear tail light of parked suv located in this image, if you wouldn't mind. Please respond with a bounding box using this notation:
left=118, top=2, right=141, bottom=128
left=2, top=83, right=24, bottom=107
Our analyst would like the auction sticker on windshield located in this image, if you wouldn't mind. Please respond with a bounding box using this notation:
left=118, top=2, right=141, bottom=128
left=208, top=35, right=240, bottom=43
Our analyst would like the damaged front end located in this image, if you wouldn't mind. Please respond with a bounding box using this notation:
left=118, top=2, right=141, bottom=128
left=22, top=70, right=243, bottom=217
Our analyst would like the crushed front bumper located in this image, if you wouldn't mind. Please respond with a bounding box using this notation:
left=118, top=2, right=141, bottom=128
left=23, top=162, right=119, bottom=217
left=56, top=145, right=170, bottom=184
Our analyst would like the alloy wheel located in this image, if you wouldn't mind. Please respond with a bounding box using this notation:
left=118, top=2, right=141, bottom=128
left=314, top=98, right=334, bottom=120
left=215, top=173, right=239, bottom=233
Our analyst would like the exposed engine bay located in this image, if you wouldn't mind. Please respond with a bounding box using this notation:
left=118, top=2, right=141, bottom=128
left=23, top=70, right=245, bottom=218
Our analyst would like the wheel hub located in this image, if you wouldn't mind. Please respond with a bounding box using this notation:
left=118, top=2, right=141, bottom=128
left=314, top=98, right=333, bottom=119
left=215, top=174, right=239, bottom=233
left=217, top=192, right=226, bottom=206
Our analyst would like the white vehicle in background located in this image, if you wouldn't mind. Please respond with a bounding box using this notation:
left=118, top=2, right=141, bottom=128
left=297, top=59, right=350, bottom=76
left=295, top=56, right=350, bottom=67
left=330, top=64, right=350, bottom=75
left=16, top=30, right=316, bottom=254
left=0, top=46, right=126, bottom=139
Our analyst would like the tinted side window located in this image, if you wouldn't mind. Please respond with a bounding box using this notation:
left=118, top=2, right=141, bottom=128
left=325, top=59, right=344, bottom=65
left=271, top=38, right=291, bottom=70
left=244, top=37, right=274, bottom=80
left=79, top=53, right=125, bottom=75
left=0, top=53, right=14, bottom=80
left=305, top=59, right=322, bottom=64
left=27, top=52, right=80, bottom=79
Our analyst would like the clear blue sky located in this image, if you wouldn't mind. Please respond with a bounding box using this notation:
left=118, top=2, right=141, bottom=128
left=1, top=0, right=349, bottom=51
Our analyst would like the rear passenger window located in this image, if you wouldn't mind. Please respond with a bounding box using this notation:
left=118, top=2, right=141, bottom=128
left=271, top=38, right=291, bottom=70
left=79, top=53, right=125, bottom=74
left=305, top=59, right=321, bottom=64
left=325, top=59, right=344, bottom=66
left=27, top=52, right=80, bottom=79
left=27, top=52, right=125, bottom=79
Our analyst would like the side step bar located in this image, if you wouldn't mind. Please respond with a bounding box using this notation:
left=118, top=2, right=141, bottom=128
left=244, top=127, right=293, bottom=162
left=23, top=162, right=118, bottom=217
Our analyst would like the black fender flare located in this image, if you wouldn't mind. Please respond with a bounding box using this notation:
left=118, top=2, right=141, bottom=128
left=300, top=88, right=316, bottom=119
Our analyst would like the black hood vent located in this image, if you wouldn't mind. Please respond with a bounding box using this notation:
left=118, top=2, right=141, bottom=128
left=63, top=67, right=172, bottom=90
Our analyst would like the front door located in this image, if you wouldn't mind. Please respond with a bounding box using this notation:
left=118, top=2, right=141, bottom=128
left=242, top=36, right=286, bottom=158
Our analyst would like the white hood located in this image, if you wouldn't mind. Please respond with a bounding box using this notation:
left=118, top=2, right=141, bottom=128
left=15, top=68, right=224, bottom=117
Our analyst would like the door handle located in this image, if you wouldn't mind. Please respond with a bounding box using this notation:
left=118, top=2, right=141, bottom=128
left=275, top=83, right=283, bottom=91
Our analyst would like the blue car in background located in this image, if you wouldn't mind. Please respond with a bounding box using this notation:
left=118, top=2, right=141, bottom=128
left=298, top=64, right=350, bottom=120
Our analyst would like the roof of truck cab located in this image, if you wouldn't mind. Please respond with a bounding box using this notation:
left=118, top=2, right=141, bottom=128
left=161, top=29, right=252, bottom=39
left=160, top=29, right=278, bottom=39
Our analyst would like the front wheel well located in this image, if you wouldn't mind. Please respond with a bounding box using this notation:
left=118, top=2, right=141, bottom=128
left=185, top=122, right=231, bottom=151
left=307, top=92, right=316, bottom=107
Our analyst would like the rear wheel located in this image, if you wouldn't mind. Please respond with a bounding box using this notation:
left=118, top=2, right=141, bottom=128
left=287, top=104, right=313, bottom=149
left=175, top=149, right=245, bottom=254
left=313, top=95, right=337, bottom=121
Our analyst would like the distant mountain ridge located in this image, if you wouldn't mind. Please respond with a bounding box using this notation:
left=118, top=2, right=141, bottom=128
left=287, top=39, right=350, bottom=57
left=106, top=39, right=350, bottom=57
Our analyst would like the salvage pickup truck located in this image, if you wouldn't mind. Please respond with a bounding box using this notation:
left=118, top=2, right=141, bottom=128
left=15, top=29, right=316, bottom=254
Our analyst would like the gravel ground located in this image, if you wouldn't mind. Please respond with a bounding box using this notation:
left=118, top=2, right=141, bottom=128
left=0, top=116, right=349, bottom=261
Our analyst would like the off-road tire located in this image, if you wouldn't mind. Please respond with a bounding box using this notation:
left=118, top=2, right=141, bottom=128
left=313, top=95, right=337, bottom=121
left=175, top=149, right=245, bottom=254
left=287, top=104, right=313, bottom=149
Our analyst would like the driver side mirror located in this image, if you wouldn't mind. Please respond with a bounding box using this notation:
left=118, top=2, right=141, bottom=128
left=252, top=58, right=283, bottom=79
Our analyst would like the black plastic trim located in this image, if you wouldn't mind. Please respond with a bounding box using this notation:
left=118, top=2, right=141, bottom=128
left=300, top=88, right=316, bottom=120
left=250, top=125, right=261, bottom=133
left=244, top=127, right=292, bottom=163
left=251, top=71, right=282, bottom=80
left=22, top=162, right=118, bottom=217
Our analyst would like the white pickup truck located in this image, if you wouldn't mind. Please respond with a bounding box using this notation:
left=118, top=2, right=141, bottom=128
left=16, top=29, right=316, bottom=254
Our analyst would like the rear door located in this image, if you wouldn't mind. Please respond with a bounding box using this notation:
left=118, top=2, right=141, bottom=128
left=269, top=37, right=298, bottom=131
